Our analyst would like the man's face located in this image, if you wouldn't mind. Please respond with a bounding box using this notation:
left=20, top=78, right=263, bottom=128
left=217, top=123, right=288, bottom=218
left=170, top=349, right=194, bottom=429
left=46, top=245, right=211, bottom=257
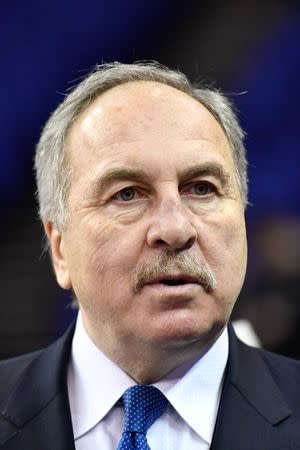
left=49, top=81, right=247, bottom=357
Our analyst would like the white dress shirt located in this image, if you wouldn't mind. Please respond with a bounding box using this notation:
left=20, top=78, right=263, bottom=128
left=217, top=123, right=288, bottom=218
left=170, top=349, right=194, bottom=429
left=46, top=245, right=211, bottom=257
left=67, top=313, right=228, bottom=449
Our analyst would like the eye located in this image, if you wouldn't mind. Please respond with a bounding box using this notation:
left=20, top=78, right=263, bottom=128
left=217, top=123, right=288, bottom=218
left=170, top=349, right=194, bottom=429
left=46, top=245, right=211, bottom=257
left=113, top=187, right=138, bottom=201
left=192, top=182, right=214, bottom=196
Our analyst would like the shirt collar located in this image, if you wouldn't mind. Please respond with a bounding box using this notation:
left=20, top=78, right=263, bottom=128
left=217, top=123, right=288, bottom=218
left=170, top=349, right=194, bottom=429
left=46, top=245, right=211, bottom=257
left=158, top=326, right=228, bottom=443
left=67, top=312, right=135, bottom=439
left=68, top=312, right=228, bottom=444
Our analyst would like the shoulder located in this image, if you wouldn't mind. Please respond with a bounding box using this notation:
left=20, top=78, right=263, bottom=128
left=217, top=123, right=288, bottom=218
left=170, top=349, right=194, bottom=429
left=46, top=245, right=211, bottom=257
left=236, top=338, right=300, bottom=413
left=0, top=350, right=42, bottom=378
left=0, top=323, right=76, bottom=410
left=0, top=350, right=42, bottom=406
left=244, top=342, right=300, bottom=381
left=229, top=321, right=300, bottom=380
left=259, top=346, right=300, bottom=372
left=257, top=347, right=300, bottom=395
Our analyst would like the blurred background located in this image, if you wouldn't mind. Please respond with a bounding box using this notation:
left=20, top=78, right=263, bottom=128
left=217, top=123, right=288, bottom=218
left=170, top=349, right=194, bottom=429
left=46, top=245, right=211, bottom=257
left=1, top=0, right=300, bottom=359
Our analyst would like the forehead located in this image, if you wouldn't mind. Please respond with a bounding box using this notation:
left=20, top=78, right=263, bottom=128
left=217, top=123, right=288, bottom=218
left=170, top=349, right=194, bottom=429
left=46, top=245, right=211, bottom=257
left=66, top=81, right=233, bottom=177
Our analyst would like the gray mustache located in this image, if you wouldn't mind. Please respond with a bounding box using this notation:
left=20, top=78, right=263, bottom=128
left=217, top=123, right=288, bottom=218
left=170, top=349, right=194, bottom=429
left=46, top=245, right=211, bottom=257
left=133, top=252, right=217, bottom=294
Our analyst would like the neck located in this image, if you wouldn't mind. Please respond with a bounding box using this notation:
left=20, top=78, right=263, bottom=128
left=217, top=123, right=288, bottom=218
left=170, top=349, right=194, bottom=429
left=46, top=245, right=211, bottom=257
left=81, top=313, right=222, bottom=383
left=114, top=343, right=210, bottom=383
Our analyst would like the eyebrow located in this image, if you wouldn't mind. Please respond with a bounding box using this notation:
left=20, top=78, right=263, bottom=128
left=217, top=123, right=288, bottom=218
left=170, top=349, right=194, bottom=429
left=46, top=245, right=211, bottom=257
left=91, top=162, right=231, bottom=196
left=91, top=168, right=148, bottom=197
left=179, top=162, right=231, bottom=188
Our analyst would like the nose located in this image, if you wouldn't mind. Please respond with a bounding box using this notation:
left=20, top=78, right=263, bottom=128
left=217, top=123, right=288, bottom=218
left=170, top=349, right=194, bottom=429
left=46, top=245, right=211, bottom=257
left=146, top=198, right=197, bottom=251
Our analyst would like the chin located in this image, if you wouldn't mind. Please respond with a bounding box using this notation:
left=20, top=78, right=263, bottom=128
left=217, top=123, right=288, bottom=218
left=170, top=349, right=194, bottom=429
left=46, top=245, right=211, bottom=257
left=146, top=312, right=225, bottom=350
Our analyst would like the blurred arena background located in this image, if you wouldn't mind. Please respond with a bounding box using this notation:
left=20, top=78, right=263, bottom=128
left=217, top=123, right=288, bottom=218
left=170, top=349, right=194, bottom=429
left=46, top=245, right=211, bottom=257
left=1, top=0, right=300, bottom=358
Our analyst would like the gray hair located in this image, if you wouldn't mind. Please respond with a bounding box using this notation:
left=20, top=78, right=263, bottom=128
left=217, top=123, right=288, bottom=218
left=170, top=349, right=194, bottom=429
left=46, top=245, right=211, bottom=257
left=35, top=61, right=247, bottom=230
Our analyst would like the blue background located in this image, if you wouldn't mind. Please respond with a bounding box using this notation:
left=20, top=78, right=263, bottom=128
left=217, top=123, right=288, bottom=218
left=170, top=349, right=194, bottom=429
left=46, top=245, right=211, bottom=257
left=1, top=1, right=299, bottom=357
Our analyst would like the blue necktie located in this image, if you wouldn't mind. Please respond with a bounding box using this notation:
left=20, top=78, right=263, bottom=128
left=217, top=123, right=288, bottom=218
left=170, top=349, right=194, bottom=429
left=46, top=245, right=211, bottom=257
left=117, top=385, right=168, bottom=450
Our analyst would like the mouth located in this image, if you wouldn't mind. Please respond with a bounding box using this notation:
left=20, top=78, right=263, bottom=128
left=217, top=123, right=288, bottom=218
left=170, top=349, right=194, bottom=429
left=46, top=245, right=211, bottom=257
left=146, top=274, right=201, bottom=288
left=133, top=255, right=216, bottom=294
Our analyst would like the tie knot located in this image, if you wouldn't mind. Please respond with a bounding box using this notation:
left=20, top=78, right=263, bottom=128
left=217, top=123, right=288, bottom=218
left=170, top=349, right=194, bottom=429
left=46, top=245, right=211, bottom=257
left=122, top=385, right=168, bottom=434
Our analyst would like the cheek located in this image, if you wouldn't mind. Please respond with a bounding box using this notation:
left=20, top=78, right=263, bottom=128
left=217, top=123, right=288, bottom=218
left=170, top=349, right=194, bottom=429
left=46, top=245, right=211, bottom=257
left=71, top=217, right=143, bottom=285
left=64, top=223, right=138, bottom=316
left=200, top=211, right=247, bottom=285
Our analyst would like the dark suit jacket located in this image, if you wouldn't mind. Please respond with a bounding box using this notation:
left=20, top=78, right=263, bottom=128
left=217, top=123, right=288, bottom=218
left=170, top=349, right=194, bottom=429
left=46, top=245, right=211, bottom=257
left=1, top=323, right=300, bottom=450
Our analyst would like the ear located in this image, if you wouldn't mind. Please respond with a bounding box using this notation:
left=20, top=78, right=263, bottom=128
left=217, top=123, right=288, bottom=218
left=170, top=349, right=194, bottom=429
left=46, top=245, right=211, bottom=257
left=43, top=221, right=72, bottom=290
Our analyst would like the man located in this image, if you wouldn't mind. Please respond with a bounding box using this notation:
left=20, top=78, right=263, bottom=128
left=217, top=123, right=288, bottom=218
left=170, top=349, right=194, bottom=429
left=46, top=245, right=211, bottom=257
left=0, top=62, right=299, bottom=450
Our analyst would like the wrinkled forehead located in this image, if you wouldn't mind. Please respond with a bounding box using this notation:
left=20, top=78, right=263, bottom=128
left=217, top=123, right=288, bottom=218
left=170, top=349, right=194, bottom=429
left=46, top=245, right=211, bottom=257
left=65, top=80, right=233, bottom=172
left=67, top=81, right=229, bottom=141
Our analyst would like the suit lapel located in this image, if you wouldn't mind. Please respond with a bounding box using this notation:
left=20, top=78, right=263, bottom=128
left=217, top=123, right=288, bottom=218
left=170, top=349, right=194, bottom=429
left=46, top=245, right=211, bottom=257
left=0, top=324, right=76, bottom=450
left=211, top=324, right=292, bottom=450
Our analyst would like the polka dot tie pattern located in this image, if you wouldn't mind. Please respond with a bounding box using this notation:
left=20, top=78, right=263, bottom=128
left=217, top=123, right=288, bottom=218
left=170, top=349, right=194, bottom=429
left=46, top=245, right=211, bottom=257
left=116, top=385, right=168, bottom=450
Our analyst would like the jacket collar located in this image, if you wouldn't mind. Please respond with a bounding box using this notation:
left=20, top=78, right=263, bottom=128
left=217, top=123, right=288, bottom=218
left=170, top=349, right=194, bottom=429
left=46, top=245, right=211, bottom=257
left=227, top=323, right=291, bottom=424
left=211, top=323, right=292, bottom=450
left=1, top=324, right=76, bottom=450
